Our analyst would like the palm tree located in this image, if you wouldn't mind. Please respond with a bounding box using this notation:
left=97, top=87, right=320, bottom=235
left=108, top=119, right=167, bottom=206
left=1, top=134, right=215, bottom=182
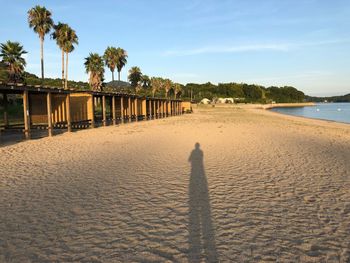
left=174, top=83, right=182, bottom=98
left=52, top=22, right=68, bottom=87
left=62, top=26, right=78, bottom=89
left=150, top=77, right=162, bottom=98
left=27, top=5, right=53, bottom=80
left=141, top=75, right=151, bottom=89
left=116, top=48, right=127, bottom=81
left=128, top=66, right=142, bottom=89
left=84, top=53, right=104, bottom=91
left=0, top=41, right=27, bottom=82
left=103, top=46, right=118, bottom=81
left=163, top=79, right=173, bottom=98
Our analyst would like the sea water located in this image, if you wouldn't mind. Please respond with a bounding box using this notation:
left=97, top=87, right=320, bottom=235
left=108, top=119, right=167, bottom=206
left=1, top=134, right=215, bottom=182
left=270, top=103, right=350, bottom=124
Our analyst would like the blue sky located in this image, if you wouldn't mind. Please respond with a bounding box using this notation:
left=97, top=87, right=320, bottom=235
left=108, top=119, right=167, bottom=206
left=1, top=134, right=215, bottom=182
left=1, top=0, right=350, bottom=96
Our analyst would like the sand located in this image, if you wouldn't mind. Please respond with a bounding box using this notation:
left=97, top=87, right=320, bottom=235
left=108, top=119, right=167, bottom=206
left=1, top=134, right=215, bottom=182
left=1, top=105, right=350, bottom=262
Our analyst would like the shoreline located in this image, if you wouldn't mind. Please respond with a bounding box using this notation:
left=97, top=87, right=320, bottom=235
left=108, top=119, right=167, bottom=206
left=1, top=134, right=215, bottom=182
left=251, top=106, right=350, bottom=128
left=196, top=102, right=350, bottom=126
left=261, top=102, right=316, bottom=109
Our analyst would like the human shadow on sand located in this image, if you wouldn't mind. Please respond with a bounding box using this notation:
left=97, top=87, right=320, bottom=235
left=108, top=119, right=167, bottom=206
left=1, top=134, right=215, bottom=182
left=188, top=143, right=218, bottom=262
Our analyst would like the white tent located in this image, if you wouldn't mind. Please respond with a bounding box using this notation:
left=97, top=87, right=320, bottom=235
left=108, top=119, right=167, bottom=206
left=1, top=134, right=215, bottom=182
left=200, top=98, right=211, bottom=104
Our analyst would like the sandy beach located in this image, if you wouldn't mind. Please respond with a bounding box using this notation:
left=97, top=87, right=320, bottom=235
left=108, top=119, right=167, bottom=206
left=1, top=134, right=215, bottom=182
left=1, top=105, right=350, bottom=262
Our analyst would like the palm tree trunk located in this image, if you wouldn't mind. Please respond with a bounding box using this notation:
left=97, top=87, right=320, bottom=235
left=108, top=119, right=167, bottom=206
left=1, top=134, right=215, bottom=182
left=61, top=50, right=65, bottom=88
left=112, top=70, right=114, bottom=82
left=40, top=36, right=44, bottom=80
left=118, top=70, right=121, bottom=81
left=65, top=52, right=68, bottom=89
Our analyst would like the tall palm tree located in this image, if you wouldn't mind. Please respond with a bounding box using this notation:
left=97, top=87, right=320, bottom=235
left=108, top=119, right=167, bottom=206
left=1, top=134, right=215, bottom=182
left=116, top=47, right=127, bottom=81
left=128, top=66, right=142, bottom=89
left=52, top=22, right=69, bottom=87
left=163, top=78, right=173, bottom=98
left=141, top=75, right=151, bottom=89
left=63, top=26, right=78, bottom=89
left=174, top=83, right=182, bottom=98
left=27, top=5, right=53, bottom=80
left=84, top=53, right=104, bottom=91
left=0, top=41, right=27, bottom=82
left=103, top=46, right=119, bottom=82
left=150, top=77, right=162, bottom=98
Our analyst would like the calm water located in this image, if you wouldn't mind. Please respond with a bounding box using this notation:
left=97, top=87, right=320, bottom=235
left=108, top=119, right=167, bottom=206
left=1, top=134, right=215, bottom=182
left=270, top=103, right=350, bottom=124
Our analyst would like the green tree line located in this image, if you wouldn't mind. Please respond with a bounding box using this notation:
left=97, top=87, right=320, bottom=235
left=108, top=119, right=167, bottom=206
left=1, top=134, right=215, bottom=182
left=306, top=94, right=350, bottom=103
left=181, top=82, right=305, bottom=103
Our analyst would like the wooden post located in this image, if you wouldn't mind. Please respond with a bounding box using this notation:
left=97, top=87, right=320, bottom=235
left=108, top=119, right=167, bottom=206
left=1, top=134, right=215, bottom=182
left=3, top=93, right=9, bottom=127
left=102, top=95, right=107, bottom=126
left=170, top=101, right=173, bottom=116
left=135, top=98, right=138, bottom=122
left=160, top=100, right=163, bottom=118
left=23, top=90, right=31, bottom=139
left=128, top=97, right=131, bottom=122
left=153, top=100, right=158, bottom=119
left=165, top=101, right=168, bottom=117
left=168, top=101, right=170, bottom=116
left=157, top=100, right=160, bottom=118
left=120, top=96, right=124, bottom=124
left=47, top=92, right=53, bottom=137
left=142, top=99, right=146, bottom=120
left=148, top=100, right=152, bottom=120
left=159, top=101, right=163, bottom=118
left=91, top=95, right=95, bottom=128
left=112, top=96, right=116, bottom=125
left=66, top=94, right=71, bottom=132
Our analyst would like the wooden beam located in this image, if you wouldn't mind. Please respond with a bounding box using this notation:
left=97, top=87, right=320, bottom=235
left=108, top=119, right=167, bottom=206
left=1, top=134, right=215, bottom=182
left=120, top=96, right=124, bottom=124
left=66, top=94, right=71, bottom=132
left=148, top=100, right=151, bottom=120
left=135, top=98, right=138, bottom=122
left=47, top=92, right=53, bottom=137
left=128, top=97, right=131, bottom=122
left=91, top=95, right=95, bottom=128
left=102, top=95, right=107, bottom=126
left=112, top=96, right=116, bottom=125
left=160, top=100, right=163, bottom=118
left=153, top=100, right=156, bottom=119
left=23, top=90, right=31, bottom=139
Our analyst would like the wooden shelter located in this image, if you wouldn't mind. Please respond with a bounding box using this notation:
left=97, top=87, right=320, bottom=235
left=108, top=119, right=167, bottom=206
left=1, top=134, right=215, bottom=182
left=0, top=82, right=183, bottom=143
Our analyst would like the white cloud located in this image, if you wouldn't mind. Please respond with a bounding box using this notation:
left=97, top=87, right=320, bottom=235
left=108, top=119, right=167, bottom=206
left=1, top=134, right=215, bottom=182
left=163, top=44, right=288, bottom=56
left=162, top=38, right=350, bottom=57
